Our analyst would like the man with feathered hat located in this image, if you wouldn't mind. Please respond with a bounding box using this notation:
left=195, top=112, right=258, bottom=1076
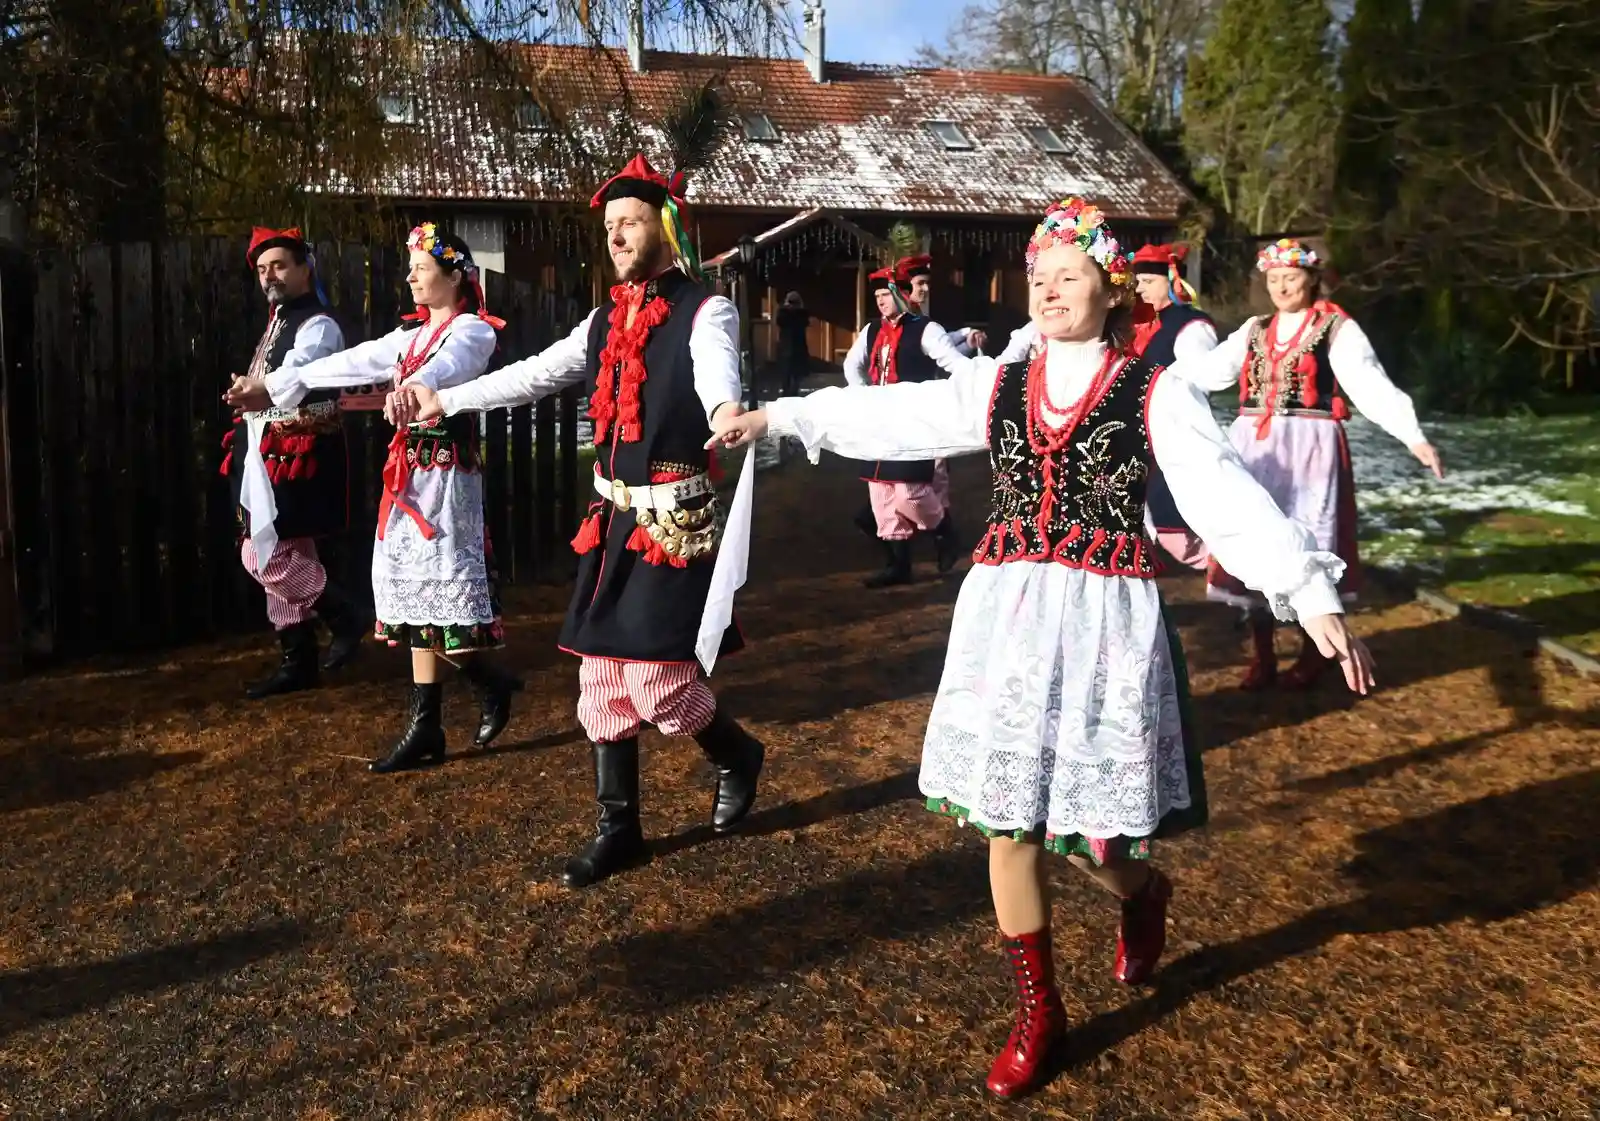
left=224, top=227, right=367, bottom=699
left=390, top=153, right=766, bottom=889
left=840, top=265, right=973, bottom=585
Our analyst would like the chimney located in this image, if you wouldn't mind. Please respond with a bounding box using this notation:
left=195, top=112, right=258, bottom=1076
left=627, top=0, right=645, bottom=72
left=802, top=1, right=826, bottom=84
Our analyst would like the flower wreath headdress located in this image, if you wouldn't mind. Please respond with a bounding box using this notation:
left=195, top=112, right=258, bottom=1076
left=404, top=222, right=505, bottom=328
left=1025, top=197, right=1132, bottom=287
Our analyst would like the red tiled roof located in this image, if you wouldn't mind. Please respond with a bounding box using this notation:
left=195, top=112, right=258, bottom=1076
left=305, top=42, right=1192, bottom=222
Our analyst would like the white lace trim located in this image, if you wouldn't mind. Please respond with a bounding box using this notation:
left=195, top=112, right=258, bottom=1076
left=1266, top=551, right=1346, bottom=622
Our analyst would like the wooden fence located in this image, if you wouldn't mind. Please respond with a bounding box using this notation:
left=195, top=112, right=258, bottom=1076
left=0, top=238, right=587, bottom=663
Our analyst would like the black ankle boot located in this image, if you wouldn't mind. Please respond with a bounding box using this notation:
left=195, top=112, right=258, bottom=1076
left=563, top=739, right=648, bottom=888
left=245, top=622, right=320, bottom=700
left=314, top=582, right=369, bottom=672
left=852, top=504, right=878, bottom=539
left=931, top=514, right=963, bottom=574
left=864, top=539, right=914, bottom=588
left=458, top=658, right=523, bottom=747
left=692, top=708, right=765, bottom=833
left=369, top=683, right=446, bottom=773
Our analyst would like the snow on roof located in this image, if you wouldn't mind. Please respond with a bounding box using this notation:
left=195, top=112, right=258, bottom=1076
left=288, top=42, right=1192, bottom=222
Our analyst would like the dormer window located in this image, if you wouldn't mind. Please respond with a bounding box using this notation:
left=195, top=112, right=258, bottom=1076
left=925, top=120, right=973, bottom=150
left=377, top=94, right=415, bottom=125
left=517, top=99, right=550, bottom=130
left=1026, top=125, right=1070, bottom=154
left=741, top=112, right=779, bottom=141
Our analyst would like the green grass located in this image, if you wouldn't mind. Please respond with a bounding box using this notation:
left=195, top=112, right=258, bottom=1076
left=1355, top=410, right=1600, bottom=655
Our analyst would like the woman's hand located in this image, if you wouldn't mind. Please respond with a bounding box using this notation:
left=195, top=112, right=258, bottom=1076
left=1300, top=614, right=1377, bottom=695
left=385, top=384, right=443, bottom=427
left=705, top=405, right=768, bottom=450
left=1410, top=442, right=1444, bottom=479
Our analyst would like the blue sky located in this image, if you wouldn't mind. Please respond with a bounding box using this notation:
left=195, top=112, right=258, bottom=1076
left=810, top=0, right=970, bottom=66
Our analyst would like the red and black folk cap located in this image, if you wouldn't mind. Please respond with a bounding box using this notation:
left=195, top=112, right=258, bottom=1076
left=894, top=254, right=933, bottom=285
left=247, top=226, right=311, bottom=267
left=1131, top=242, right=1187, bottom=276
left=868, top=266, right=902, bottom=294
left=589, top=153, right=688, bottom=210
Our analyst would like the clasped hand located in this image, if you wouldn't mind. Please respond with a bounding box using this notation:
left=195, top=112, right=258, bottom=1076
left=704, top=406, right=768, bottom=450
left=384, top=383, right=443, bottom=427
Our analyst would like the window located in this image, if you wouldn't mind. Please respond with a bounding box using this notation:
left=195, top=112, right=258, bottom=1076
left=1025, top=125, right=1069, bottom=154
left=377, top=94, right=415, bottom=125
left=740, top=112, right=779, bottom=141
left=516, top=99, right=549, bottom=131
left=925, top=120, right=973, bottom=150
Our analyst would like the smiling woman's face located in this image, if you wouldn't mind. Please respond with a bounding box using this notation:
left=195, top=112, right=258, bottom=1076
left=1029, top=243, right=1119, bottom=343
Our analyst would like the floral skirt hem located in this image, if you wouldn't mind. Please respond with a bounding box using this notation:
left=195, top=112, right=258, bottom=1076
left=375, top=619, right=504, bottom=653
left=925, top=797, right=1153, bottom=863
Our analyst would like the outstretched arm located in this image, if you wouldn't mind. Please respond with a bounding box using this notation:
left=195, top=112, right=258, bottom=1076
left=708, top=357, right=999, bottom=462
left=265, top=327, right=404, bottom=407
left=435, top=311, right=594, bottom=415
left=921, top=319, right=982, bottom=378
left=1166, top=318, right=1251, bottom=393
left=1148, top=372, right=1375, bottom=693
left=994, top=322, right=1039, bottom=366
left=1329, top=318, right=1443, bottom=478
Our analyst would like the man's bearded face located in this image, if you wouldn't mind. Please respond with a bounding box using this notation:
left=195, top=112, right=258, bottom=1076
left=256, top=247, right=311, bottom=305
left=603, top=197, right=670, bottom=283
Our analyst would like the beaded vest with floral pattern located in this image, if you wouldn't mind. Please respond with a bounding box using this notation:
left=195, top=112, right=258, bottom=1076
left=1239, top=309, right=1347, bottom=417
left=975, top=354, right=1162, bottom=578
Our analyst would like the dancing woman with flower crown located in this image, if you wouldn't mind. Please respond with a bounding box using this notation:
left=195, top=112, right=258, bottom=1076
left=226, top=223, right=522, bottom=773
left=1185, top=239, right=1444, bottom=691
left=708, top=199, right=1379, bottom=1100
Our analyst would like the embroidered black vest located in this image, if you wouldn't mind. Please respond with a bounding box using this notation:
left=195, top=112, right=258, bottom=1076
left=1141, top=303, right=1214, bottom=368
left=224, top=293, right=351, bottom=540
left=559, top=269, right=742, bottom=664
left=862, top=315, right=941, bottom=484
left=1239, top=310, right=1346, bottom=417
left=975, top=354, right=1162, bottom=578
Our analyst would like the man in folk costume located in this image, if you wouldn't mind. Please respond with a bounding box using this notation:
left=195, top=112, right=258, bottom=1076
left=1129, top=242, right=1219, bottom=570
left=391, top=154, right=765, bottom=888
left=895, top=254, right=989, bottom=358
left=224, top=227, right=367, bottom=699
left=1189, top=239, right=1443, bottom=690
left=841, top=268, right=971, bottom=586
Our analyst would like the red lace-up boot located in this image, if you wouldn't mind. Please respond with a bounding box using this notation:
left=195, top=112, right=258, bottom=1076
left=1240, top=618, right=1278, bottom=690
left=1279, top=634, right=1329, bottom=689
left=1114, top=868, right=1173, bottom=985
left=985, top=928, right=1069, bottom=1099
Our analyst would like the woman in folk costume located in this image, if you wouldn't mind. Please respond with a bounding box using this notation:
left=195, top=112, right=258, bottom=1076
left=708, top=199, right=1377, bottom=1099
left=1129, top=242, right=1219, bottom=570
left=1192, top=239, right=1443, bottom=690
left=229, top=223, right=523, bottom=772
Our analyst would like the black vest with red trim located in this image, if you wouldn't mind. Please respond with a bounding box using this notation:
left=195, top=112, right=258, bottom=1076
left=223, top=293, right=351, bottom=540
left=1137, top=302, right=1214, bottom=532
left=974, top=353, right=1162, bottom=577
left=861, top=314, right=941, bottom=484
left=1239, top=309, right=1347, bottom=418
left=559, top=268, right=743, bottom=664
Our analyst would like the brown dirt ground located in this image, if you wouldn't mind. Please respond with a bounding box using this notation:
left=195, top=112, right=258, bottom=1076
left=1, top=454, right=1597, bottom=1121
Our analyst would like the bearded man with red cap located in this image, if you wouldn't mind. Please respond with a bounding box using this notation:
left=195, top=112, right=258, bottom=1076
left=224, top=227, right=367, bottom=699
left=841, top=266, right=974, bottom=585
left=392, top=154, right=766, bottom=889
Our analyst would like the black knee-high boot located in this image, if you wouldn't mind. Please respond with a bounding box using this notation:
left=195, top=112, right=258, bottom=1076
left=245, top=622, right=320, bottom=700
left=457, top=657, right=523, bottom=747
left=562, top=738, right=648, bottom=888
left=692, top=708, right=766, bottom=833
left=369, top=682, right=446, bottom=773
left=314, top=581, right=369, bottom=671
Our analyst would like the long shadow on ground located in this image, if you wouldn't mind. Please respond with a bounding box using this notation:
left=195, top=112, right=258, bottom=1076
left=1058, top=767, right=1600, bottom=1078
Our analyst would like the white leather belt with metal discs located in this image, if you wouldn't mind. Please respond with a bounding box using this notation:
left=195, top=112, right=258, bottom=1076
left=593, top=471, right=715, bottom=513
left=594, top=470, right=719, bottom=561
left=244, top=400, right=341, bottom=423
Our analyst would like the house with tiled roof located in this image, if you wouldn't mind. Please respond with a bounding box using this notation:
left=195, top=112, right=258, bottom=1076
left=284, top=8, right=1195, bottom=365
